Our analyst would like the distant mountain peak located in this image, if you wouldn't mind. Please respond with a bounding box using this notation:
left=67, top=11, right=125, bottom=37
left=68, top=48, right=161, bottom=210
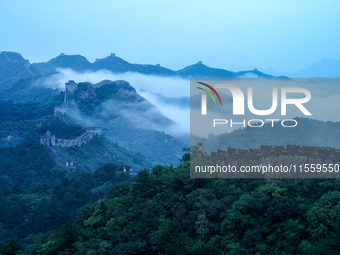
left=0, top=51, right=27, bottom=63
left=52, top=53, right=89, bottom=61
left=28, top=52, right=279, bottom=78
left=292, top=58, right=340, bottom=78
left=94, top=54, right=129, bottom=64
left=94, top=79, right=114, bottom=88
left=0, top=51, right=40, bottom=88
left=177, top=62, right=237, bottom=78
left=33, top=53, right=92, bottom=72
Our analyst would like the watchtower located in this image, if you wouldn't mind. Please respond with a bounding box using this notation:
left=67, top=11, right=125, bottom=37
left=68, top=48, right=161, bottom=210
left=65, top=80, right=78, bottom=94
left=40, top=131, right=56, bottom=147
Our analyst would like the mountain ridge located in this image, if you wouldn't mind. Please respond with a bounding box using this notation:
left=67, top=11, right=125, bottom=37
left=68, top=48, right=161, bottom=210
left=0, top=51, right=41, bottom=88
left=292, top=58, right=340, bottom=78
left=30, top=52, right=278, bottom=78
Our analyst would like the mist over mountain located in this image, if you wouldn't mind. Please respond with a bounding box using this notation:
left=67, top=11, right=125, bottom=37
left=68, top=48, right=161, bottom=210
left=137, top=89, right=190, bottom=108
left=0, top=72, right=62, bottom=102
left=0, top=71, right=187, bottom=166
left=1, top=50, right=340, bottom=252
left=63, top=80, right=186, bottom=165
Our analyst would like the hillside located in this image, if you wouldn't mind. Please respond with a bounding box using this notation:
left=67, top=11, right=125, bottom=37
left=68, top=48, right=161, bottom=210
left=0, top=96, right=151, bottom=170
left=21, top=160, right=340, bottom=255
left=192, top=117, right=340, bottom=153
left=65, top=80, right=186, bottom=166
left=33, top=53, right=92, bottom=72
left=92, top=54, right=177, bottom=76
left=3, top=51, right=339, bottom=254
left=0, top=74, right=61, bottom=102
left=0, top=157, right=133, bottom=247
left=58, top=135, right=151, bottom=171
left=0, top=51, right=41, bottom=89
left=0, top=75, right=186, bottom=166
left=0, top=96, right=82, bottom=147
left=177, top=62, right=237, bottom=78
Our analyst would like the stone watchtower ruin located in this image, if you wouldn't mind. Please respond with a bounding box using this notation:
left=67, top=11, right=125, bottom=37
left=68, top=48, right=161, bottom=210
left=65, top=80, right=78, bottom=93
left=40, top=131, right=55, bottom=147
left=54, top=80, right=78, bottom=116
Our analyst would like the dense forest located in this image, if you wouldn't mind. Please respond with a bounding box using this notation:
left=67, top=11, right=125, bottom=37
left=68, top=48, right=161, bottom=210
left=1, top=53, right=340, bottom=254
left=1, top=150, right=340, bottom=254
left=0, top=148, right=132, bottom=248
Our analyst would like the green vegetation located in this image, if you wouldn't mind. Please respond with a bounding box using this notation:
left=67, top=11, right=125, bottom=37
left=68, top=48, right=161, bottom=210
left=0, top=99, right=52, bottom=120
left=0, top=141, right=56, bottom=189
left=103, top=127, right=185, bottom=166
left=0, top=114, right=85, bottom=147
left=0, top=78, right=188, bottom=166
left=4, top=66, right=340, bottom=253
left=0, top=239, right=23, bottom=255
left=58, top=135, right=151, bottom=171
left=95, top=81, right=120, bottom=101
left=0, top=160, right=132, bottom=248
left=13, top=154, right=340, bottom=254
left=0, top=75, right=61, bottom=103
left=0, top=92, right=83, bottom=147
left=0, top=52, right=41, bottom=89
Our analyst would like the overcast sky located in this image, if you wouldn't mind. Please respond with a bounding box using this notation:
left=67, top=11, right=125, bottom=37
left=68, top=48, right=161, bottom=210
left=1, top=0, right=339, bottom=72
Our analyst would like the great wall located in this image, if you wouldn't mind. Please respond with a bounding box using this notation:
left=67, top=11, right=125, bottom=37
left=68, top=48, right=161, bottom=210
left=53, top=80, right=77, bottom=118
left=40, top=80, right=134, bottom=174
left=41, top=128, right=102, bottom=148
left=193, top=143, right=340, bottom=178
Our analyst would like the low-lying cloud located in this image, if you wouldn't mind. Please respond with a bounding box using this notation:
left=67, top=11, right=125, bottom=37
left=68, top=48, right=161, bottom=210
left=35, top=68, right=190, bottom=136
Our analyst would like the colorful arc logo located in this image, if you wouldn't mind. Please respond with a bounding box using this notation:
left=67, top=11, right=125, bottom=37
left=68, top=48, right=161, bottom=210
left=196, top=82, right=223, bottom=106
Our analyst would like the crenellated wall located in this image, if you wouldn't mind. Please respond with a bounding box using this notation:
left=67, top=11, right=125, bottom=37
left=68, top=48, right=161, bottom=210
left=41, top=128, right=102, bottom=148
left=48, top=146, right=74, bottom=168
left=195, top=143, right=340, bottom=168
left=65, top=80, right=78, bottom=94
left=54, top=80, right=78, bottom=116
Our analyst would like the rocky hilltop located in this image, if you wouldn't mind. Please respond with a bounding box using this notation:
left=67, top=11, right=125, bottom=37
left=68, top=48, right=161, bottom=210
left=0, top=51, right=40, bottom=88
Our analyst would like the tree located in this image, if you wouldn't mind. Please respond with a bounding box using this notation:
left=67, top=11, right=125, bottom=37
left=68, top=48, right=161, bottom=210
left=307, top=191, right=340, bottom=239
left=0, top=239, right=23, bottom=255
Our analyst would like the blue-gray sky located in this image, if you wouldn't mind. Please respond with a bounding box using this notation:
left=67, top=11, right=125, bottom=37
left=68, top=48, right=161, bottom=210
left=1, top=0, right=339, bottom=72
